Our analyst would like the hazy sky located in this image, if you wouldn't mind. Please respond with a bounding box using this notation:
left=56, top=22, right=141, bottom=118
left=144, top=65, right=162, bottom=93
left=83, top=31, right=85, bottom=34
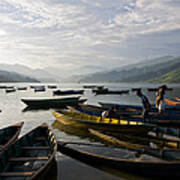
left=0, top=0, right=180, bottom=72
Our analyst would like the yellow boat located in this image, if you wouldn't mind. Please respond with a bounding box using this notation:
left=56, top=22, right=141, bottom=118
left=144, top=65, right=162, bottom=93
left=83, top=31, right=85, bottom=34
left=51, top=109, right=155, bottom=135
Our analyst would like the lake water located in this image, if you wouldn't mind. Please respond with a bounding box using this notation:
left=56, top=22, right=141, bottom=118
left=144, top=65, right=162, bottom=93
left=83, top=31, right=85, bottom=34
left=0, top=82, right=180, bottom=180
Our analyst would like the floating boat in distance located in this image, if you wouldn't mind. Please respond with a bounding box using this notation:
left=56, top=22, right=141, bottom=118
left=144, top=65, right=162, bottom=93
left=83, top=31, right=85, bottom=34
left=57, top=141, right=180, bottom=178
left=0, top=122, right=24, bottom=152
left=0, top=86, right=14, bottom=89
left=0, top=123, right=57, bottom=179
left=34, top=86, right=46, bottom=92
left=93, top=89, right=129, bottom=95
left=17, top=87, right=27, bottom=91
left=148, top=87, right=173, bottom=91
left=21, top=96, right=87, bottom=108
left=83, top=85, right=104, bottom=89
left=47, top=85, right=57, bottom=89
left=5, top=88, right=16, bottom=93
left=53, top=89, right=84, bottom=96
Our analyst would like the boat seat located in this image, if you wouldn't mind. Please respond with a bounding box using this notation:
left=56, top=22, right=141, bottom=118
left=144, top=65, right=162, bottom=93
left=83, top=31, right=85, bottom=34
left=0, top=172, right=34, bottom=177
left=9, top=157, right=49, bottom=162
left=22, top=146, right=50, bottom=150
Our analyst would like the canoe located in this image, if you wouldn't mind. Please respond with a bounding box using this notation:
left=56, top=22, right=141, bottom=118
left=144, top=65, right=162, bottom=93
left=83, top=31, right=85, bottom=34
left=165, top=99, right=180, bottom=106
left=68, top=105, right=180, bottom=128
left=83, top=85, right=104, bottom=89
left=47, top=85, right=57, bottom=89
left=148, top=88, right=173, bottom=92
left=17, top=87, right=27, bottom=91
left=89, top=128, right=180, bottom=150
left=176, top=98, right=180, bottom=101
left=0, top=122, right=24, bottom=152
left=51, top=109, right=155, bottom=135
left=93, top=90, right=129, bottom=95
left=53, top=90, right=84, bottom=96
left=58, top=141, right=180, bottom=178
left=0, top=123, right=57, bottom=179
left=34, top=86, right=46, bottom=92
left=21, top=96, right=87, bottom=108
left=99, top=102, right=180, bottom=115
left=5, top=88, right=16, bottom=93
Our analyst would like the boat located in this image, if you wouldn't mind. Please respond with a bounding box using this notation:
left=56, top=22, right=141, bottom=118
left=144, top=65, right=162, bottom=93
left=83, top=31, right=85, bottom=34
left=0, top=122, right=24, bottom=152
left=5, top=88, right=16, bottom=93
left=83, top=85, right=104, bottom=89
left=51, top=109, right=155, bottom=135
left=34, top=86, right=46, bottom=92
left=165, top=99, right=180, bottom=106
left=68, top=104, right=180, bottom=128
left=0, top=123, right=57, bottom=179
left=89, top=128, right=180, bottom=150
left=93, top=89, right=129, bottom=95
left=21, top=96, right=87, bottom=108
left=176, top=98, right=180, bottom=101
left=148, top=87, right=173, bottom=92
left=53, top=90, right=84, bottom=96
left=47, top=85, right=57, bottom=89
left=17, top=87, right=27, bottom=91
left=57, top=141, right=180, bottom=178
left=99, top=102, right=180, bottom=115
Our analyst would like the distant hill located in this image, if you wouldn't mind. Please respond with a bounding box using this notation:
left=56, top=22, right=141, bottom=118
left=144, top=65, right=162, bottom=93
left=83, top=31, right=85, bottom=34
left=78, top=56, right=180, bottom=83
left=0, top=64, right=60, bottom=82
left=0, top=70, right=40, bottom=82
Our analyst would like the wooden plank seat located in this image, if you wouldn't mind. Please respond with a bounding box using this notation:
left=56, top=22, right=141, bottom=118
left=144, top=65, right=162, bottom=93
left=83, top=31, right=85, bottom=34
left=22, top=146, right=50, bottom=150
left=9, top=157, right=49, bottom=162
left=0, top=172, right=34, bottom=177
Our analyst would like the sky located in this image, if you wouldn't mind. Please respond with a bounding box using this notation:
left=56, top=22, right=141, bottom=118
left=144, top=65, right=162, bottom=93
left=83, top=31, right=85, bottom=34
left=0, top=0, right=180, bottom=75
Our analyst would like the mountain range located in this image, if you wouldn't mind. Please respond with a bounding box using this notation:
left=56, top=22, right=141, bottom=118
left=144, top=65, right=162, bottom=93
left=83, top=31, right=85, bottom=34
left=0, top=55, right=180, bottom=83
left=77, top=56, right=180, bottom=83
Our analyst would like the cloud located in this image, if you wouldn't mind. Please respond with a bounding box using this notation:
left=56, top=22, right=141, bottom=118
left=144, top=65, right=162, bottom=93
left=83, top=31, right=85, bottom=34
left=0, top=0, right=179, bottom=76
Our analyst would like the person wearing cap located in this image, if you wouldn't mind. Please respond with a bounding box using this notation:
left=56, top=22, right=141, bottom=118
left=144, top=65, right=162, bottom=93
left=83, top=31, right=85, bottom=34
left=136, top=90, right=151, bottom=120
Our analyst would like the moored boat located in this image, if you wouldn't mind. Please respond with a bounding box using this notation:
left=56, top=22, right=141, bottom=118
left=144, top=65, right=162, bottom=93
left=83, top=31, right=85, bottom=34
left=165, top=99, right=180, bottom=106
left=53, top=89, right=84, bottom=96
left=51, top=109, right=155, bottom=135
left=47, top=85, right=57, bottom=89
left=5, top=88, right=16, bottom=93
left=17, top=87, right=27, bottom=91
left=21, top=96, right=87, bottom=108
left=0, top=122, right=24, bottom=152
left=0, top=123, right=57, bottom=179
left=58, top=141, right=180, bottom=178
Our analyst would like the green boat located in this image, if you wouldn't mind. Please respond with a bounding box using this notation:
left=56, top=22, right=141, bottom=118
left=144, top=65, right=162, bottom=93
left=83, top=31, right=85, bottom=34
left=0, top=123, right=57, bottom=179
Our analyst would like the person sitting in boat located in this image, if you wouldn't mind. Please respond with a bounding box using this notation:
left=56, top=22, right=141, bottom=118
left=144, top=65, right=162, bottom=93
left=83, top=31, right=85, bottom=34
left=155, top=85, right=167, bottom=114
left=136, top=90, right=151, bottom=120
left=101, top=106, right=118, bottom=121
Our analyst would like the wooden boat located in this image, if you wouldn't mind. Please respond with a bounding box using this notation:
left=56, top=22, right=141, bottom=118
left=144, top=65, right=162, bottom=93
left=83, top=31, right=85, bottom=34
left=93, top=89, right=129, bottom=95
left=0, top=122, right=24, bottom=152
left=5, top=88, right=16, bottom=93
left=99, top=102, right=180, bottom=115
left=148, top=87, right=173, bottom=91
left=21, top=96, right=87, bottom=108
left=53, top=89, right=84, bottom=96
left=17, top=87, right=27, bottom=91
left=0, top=123, right=57, bottom=179
left=176, top=98, right=180, bottom=101
left=89, top=128, right=180, bottom=150
left=51, top=109, right=155, bottom=135
left=165, top=99, right=180, bottom=106
left=69, top=104, right=180, bottom=128
left=47, top=85, right=57, bottom=89
left=57, top=141, right=180, bottom=178
left=83, top=85, right=104, bottom=89
left=34, top=86, right=46, bottom=92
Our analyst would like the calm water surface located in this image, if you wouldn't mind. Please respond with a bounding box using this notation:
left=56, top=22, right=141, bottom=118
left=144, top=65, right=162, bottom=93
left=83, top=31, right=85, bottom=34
left=0, top=82, right=180, bottom=180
